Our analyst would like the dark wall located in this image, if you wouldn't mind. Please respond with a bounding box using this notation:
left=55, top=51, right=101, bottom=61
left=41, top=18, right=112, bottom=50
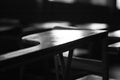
left=0, top=0, right=43, bottom=24
left=0, top=0, right=112, bottom=25
left=43, top=2, right=110, bottom=24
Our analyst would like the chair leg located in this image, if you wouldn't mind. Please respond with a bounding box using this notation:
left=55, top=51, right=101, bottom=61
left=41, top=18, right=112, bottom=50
left=64, top=49, right=74, bottom=80
left=54, top=55, right=60, bottom=80
left=58, top=53, right=66, bottom=80
left=55, top=50, right=74, bottom=80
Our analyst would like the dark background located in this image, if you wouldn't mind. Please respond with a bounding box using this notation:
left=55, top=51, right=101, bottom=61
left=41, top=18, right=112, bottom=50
left=0, top=0, right=113, bottom=25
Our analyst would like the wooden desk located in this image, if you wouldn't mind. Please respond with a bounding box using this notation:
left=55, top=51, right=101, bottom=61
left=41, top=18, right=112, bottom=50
left=108, top=30, right=120, bottom=54
left=108, top=30, right=120, bottom=38
left=108, top=42, right=120, bottom=54
left=0, top=29, right=107, bottom=80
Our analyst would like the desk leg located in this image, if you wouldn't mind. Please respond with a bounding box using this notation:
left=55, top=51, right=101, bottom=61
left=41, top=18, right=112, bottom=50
left=102, top=36, right=108, bottom=80
left=64, top=49, right=74, bottom=80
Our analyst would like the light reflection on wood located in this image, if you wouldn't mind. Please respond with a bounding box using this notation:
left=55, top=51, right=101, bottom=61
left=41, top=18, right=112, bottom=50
left=109, top=30, right=120, bottom=38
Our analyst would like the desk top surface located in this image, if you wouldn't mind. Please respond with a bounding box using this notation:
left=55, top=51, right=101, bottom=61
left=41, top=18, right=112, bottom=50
left=0, top=29, right=106, bottom=61
left=108, top=30, right=120, bottom=38
left=109, top=42, right=120, bottom=48
left=23, top=29, right=106, bottom=49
